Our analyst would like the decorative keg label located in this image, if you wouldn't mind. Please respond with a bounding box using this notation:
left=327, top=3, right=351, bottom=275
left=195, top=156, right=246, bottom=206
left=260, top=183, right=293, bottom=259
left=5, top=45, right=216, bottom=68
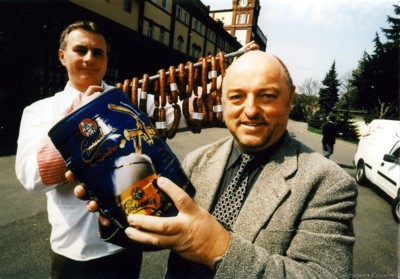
left=118, top=174, right=161, bottom=215
left=79, top=119, right=98, bottom=137
left=48, top=88, right=195, bottom=229
left=80, top=103, right=158, bottom=164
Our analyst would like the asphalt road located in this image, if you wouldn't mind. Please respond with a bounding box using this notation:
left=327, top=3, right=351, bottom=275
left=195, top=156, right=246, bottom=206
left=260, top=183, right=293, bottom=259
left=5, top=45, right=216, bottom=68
left=0, top=120, right=398, bottom=279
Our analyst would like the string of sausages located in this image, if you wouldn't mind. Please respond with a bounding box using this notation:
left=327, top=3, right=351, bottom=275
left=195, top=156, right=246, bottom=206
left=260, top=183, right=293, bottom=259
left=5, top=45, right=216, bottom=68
left=116, top=48, right=246, bottom=140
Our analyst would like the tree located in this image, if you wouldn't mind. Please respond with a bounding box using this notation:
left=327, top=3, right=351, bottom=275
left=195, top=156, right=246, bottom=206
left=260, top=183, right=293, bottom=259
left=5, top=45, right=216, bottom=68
left=308, top=110, right=325, bottom=129
left=381, top=4, right=400, bottom=44
left=335, top=110, right=360, bottom=142
left=350, top=4, right=399, bottom=123
left=318, top=61, right=340, bottom=117
left=336, top=72, right=358, bottom=110
left=294, top=78, right=320, bottom=121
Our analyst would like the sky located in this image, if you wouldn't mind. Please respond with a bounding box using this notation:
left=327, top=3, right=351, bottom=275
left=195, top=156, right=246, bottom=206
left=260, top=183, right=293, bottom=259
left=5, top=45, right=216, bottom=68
left=201, top=0, right=398, bottom=86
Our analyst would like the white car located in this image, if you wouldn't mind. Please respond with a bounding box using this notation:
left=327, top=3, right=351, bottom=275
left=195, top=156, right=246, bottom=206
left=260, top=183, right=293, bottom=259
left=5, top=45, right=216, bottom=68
left=354, top=119, right=400, bottom=223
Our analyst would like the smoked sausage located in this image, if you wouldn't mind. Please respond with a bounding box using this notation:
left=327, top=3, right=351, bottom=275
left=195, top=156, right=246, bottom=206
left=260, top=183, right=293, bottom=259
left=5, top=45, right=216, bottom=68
left=140, top=74, right=149, bottom=116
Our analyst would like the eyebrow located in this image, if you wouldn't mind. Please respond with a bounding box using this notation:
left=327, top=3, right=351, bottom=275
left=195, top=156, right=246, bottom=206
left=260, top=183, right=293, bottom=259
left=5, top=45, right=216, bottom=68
left=225, top=86, right=281, bottom=94
left=71, top=45, right=105, bottom=52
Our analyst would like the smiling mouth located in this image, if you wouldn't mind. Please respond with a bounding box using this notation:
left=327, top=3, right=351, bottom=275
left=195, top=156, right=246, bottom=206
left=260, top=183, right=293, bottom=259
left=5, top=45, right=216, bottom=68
left=81, top=68, right=99, bottom=72
left=241, top=122, right=266, bottom=127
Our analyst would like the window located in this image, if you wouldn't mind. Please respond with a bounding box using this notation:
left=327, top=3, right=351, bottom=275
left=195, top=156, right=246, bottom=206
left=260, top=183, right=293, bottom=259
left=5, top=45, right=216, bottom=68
left=176, top=6, right=181, bottom=20
left=194, top=19, right=198, bottom=31
left=239, top=13, right=246, bottom=24
left=197, top=46, right=202, bottom=58
left=159, top=28, right=165, bottom=44
left=207, top=30, right=216, bottom=42
left=148, top=22, right=153, bottom=38
left=162, top=0, right=167, bottom=9
left=123, top=0, right=132, bottom=12
left=177, top=36, right=184, bottom=52
left=191, top=44, right=197, bottom=57
left=183, top=11, right=188, bottom=24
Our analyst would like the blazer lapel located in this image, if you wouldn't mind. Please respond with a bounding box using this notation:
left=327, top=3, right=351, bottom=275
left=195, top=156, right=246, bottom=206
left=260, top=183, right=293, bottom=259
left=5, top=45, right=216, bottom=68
left=234, top=134, right=298, bottom=241
left=190, top=139, right=233, bottom=210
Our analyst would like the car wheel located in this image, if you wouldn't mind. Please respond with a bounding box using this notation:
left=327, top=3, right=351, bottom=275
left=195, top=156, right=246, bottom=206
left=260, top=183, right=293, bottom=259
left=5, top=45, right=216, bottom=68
left=355, top=161, right=367, bottom=185
left=392, top=197, right=400, bottom=223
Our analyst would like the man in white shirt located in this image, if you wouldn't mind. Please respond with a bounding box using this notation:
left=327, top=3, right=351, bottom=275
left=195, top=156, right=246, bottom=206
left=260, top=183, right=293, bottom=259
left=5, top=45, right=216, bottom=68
left=15, top=20, right=143, bottom=279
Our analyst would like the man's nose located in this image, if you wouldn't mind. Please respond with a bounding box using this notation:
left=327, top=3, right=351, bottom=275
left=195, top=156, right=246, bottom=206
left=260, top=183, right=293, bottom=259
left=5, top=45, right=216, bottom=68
left=83, top=51, right=94, bottom=63
left=244, top=95, right=258, bottom=118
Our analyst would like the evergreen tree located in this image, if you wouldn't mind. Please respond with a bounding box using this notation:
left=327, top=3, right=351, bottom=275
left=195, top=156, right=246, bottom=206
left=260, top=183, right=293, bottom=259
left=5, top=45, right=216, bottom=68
left=318, top=61, right=340, bottom=117
left=308, top=110, right=325, bottom=129
left=290, top=101, right=306, bottom=121
left=381, top=4, right=400, bottom=44
left=336, top=111, right=360, bottom=142
left=350, top=4, right=399, bottom=122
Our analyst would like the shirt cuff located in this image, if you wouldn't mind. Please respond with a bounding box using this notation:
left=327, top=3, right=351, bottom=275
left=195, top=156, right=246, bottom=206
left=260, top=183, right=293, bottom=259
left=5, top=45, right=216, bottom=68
left=37, top=138, right=67, bottom=185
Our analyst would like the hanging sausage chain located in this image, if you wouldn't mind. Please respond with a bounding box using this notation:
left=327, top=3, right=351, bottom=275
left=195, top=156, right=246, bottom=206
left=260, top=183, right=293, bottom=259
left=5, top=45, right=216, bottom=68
left=115, top=47, right=248, bottom=140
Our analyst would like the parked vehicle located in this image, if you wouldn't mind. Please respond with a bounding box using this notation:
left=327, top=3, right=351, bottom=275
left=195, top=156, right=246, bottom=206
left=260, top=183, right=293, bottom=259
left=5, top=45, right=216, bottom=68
left=354, top=119, right=400, bottom=223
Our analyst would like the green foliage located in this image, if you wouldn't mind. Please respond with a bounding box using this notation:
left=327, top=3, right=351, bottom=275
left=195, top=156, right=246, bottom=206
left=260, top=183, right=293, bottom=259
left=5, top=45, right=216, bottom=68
left=290, top=101, right=306, bottom=121
left=335, top=111, right=360, bottom=142
left=350, top=4, right=399, bottom=121
left=318, top=61, right=340, bottom=115
left=308, top=110, right=325, bottom=129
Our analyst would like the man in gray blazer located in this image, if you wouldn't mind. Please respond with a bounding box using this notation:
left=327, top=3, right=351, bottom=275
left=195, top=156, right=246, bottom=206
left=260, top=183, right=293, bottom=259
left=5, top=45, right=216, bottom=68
left=76, top=50, right=358, bottom=278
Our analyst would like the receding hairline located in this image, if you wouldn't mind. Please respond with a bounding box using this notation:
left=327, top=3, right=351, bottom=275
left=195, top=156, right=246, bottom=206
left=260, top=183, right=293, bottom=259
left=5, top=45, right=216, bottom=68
left=59, top=20, right=109, bottom=52
left=223, top=51, right=294, bottom=91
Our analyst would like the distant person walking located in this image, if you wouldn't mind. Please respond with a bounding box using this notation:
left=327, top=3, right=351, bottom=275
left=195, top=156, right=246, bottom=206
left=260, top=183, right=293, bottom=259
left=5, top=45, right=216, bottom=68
left=322, top=115, right=340, bottom=159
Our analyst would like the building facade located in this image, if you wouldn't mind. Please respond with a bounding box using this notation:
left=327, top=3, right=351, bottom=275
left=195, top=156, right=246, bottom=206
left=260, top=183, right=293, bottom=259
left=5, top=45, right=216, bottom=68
left=0, top=0, right=266, bottom=155
left=70, top=0, right=241, bottom=61
left=209, top=0, right=267, bottom=51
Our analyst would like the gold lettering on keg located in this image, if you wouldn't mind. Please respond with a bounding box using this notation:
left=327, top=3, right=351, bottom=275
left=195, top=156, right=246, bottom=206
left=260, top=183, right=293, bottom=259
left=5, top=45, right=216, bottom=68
left=118, top=174, right=161, bottom=216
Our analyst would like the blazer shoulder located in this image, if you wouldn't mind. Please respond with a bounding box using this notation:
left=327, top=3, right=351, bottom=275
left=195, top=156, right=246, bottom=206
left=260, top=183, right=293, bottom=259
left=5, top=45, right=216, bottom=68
left=182, top=136, right=232, bottom=173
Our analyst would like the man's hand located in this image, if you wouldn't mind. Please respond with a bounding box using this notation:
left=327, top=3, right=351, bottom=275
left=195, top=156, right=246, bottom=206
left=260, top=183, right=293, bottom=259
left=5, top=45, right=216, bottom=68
left=81, top=85, right=104, bottom=104
left=66, top=170, right=111, bottom=226
left=125, top=177, right=230, bottom=268
left=244, top=40, right=259, bottom=52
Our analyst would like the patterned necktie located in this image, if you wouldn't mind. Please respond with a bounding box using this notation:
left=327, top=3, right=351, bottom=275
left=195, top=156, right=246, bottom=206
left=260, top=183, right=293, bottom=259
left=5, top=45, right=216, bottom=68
left=188, top=154, right=254, bottom=278
left=212, top=153, right=254, bottom=230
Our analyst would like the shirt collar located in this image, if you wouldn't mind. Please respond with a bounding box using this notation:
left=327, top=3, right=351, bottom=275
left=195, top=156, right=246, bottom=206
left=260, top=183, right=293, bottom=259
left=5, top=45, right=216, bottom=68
left=65, top=81, right=106, bottom=96
left=227, top=131, right=288, bottom=170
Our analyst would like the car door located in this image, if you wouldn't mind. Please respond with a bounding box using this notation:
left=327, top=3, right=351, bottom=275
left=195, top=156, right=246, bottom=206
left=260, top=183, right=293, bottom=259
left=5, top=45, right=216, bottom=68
left=376, top=141, right=400, bottom=199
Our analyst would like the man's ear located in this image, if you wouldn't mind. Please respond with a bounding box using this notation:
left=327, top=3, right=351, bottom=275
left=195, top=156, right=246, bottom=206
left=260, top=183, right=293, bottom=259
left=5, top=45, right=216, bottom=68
left=288, top=85, right=296, bottom=110
left=58, top=49, right=66, bottom=66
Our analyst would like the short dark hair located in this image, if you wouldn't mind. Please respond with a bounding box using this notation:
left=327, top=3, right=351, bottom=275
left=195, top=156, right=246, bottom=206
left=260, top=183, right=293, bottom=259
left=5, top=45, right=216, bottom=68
left=59, top=20, right=109, bottom=52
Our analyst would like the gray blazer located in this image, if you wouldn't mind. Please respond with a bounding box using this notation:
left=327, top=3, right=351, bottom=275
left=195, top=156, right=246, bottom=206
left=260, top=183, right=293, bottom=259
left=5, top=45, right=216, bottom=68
left=166, top=133, right=357, bottom=279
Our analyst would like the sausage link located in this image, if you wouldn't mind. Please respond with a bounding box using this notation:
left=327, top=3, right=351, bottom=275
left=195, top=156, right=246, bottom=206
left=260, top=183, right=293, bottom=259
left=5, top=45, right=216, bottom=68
left=168, top=66, right=178, bottom=104
left=205, top=93, right=214, bottom=124
left=122, top=79, right=130, bottom=95
left=182, top=98, right=193, bottom=128
left=193, top=67, right=199, bottom=96
left=210, top=56, right=218, bottom=92
left=167, top=104, right=181, bottom=139
left=178, top=63, right=187, bottom=100
left=153, top=79, right=160, bottom=108
left=200, top=57, right=208, bottom=95
left=159, top=107, right=168, bottom=138
left=131, top=77, right=139, bottom=106
left=152, top=107, right=160, bottom=126
left=140, top=74, right=149, bottom=116
left=218, top=51, right=226, bottom=78
left=192, top=97, right=203, bottom=133
left=186, top=61, right=194, bottom=98
left=158, top=69, right=167, bottom=108
left=215, top=92, right=223, bottom=123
